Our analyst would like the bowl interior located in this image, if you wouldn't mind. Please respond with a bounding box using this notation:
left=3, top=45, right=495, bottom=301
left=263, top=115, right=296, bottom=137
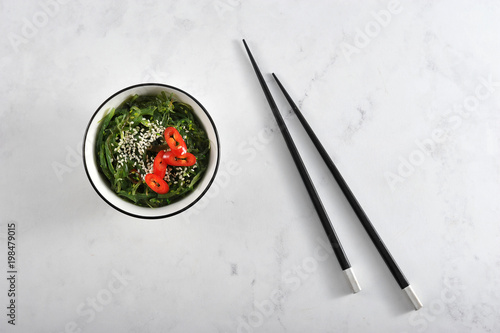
left=83, top=84, right=219, bottom=218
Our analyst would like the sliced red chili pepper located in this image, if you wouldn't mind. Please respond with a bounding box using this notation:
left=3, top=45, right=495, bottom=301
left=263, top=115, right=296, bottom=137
left=164, top=127, right=188, bottom=157
left=153, top=151, right=167, bottom=178
left=162, top=151, right=196, bottom=167
left=145, top=173, right=169, bottom=194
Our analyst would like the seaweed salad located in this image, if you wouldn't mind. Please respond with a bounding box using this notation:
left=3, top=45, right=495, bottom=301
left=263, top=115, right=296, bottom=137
left=95, top=92, right=210, bottom=208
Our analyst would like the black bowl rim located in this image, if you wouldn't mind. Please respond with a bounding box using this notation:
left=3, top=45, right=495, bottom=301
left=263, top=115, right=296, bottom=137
left=82, top=83, right=221, bottom=219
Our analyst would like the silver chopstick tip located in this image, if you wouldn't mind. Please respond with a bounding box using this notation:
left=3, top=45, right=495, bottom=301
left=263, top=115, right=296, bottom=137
left=403, top=285, right=423, bottom=310
left=343, top=268, right=361, bottom=293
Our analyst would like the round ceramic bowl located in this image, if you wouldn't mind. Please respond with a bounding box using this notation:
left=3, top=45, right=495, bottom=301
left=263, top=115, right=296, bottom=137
left=83, top=83, right=220, bottom=219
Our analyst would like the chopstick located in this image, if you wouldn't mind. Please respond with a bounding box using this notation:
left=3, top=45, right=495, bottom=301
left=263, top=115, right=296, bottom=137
left=242, top=39, right=361, bottom=293
left=271, top=73, right=423, bottom=310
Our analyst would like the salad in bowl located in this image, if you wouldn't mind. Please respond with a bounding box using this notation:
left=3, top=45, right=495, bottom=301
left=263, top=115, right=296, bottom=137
left=83, top=83, right=220, bottom=219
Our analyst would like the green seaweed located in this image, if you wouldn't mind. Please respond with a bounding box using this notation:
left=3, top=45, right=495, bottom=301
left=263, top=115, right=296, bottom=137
left=95, top=92, right=210, bottom=208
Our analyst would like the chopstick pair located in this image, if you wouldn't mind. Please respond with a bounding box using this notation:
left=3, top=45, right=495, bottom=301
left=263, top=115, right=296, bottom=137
left=242, top=39, right=422, bottom=310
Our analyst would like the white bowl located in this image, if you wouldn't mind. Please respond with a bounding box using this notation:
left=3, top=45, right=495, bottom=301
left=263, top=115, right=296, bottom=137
left=83, top=83, right=220, bottom=219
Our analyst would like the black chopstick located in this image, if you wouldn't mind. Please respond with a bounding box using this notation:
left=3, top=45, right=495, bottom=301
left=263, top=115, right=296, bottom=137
left=272, top=73, right=423, bottom=310
left=242, top=39, right=361, bottom=293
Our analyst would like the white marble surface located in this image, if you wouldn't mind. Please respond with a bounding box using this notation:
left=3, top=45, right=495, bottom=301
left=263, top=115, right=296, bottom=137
left=1, top=0, right=500, bottom=332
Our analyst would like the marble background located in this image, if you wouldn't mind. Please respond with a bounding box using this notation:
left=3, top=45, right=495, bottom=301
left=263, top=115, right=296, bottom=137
left=1, top=0, right=500, bottom=332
